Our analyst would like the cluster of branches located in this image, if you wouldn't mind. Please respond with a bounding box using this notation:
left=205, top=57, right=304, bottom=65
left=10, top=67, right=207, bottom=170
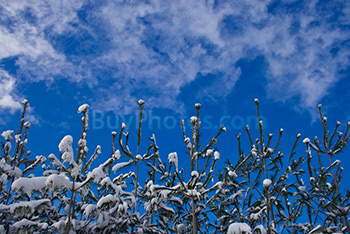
left=0, top=99, right=349, bottom=234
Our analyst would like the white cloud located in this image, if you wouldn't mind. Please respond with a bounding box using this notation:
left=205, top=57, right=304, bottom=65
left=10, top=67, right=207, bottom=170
left=0, top=0, right=86, bottom=82
left=0, top=0, right=348, bottom=116
left=0, top=0, right=83, bottom=34
left=0, top=70, right=39, bottom=125
left=93, top=0, right=350, bottom=112
left=0, top=70, right=21, bottom=111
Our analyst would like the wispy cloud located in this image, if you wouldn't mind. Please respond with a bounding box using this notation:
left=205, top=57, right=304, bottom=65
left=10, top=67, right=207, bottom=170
left=0, top=70, right=40, bottom=126
left=0, top=70, right=21, bottom=111
left=0, top=0, right=348, bottom=116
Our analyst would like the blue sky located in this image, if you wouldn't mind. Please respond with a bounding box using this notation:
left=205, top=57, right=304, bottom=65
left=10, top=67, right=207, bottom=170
left=0, top=0, right=350, bottom=189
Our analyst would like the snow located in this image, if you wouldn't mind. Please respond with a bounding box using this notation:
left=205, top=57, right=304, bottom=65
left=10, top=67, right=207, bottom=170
left=250, top=210, right=263, bottom=222
left=250, top=148, right=258, bottom=157
left=45, top=174, right=72, bottom=190
left=227, top=223, right=251, bottom=234
left=97, top=194, right=116, bottom=208
left=70, top=164, right=80, bottom=178
left=190, top=116, right=197, bottom=124
left=12, top=177, right=47, bottom=197
left=13, top=218, right=48, bottom=230
left=214, top=181, right=223, bottom=189
left=52, top=220, right=65, bottom=233
left=159, top=203, right=175, bottom=213
left=254, top=225, right=267, bottom=234
left=112, top=160, right=132, bottom=172
left=194, top=103, right=201, bottom=108
left=214, top=151, right=220, bottom=160
left=58, top=135, right=74, bottom=164
left=112, top=149, right=121, bottom=160
left=303, top=137, right=310, bottom=144
left=87, top=166, right=106, bottom=183
left=138, top=99, right=145, bottom=106
left=83, top=204, right=96, bottom=217
left=0, top=173, right=7, bottom=186
left=228, top=190, right=243, bottom=201
left=59, top=135, right=73, bottom=152
left=191, top=170, right=199, bottom=178
left=176, top=223, right=186, bottom=233
left=159, top=189, right=171, bottom=199
left=100, top=177, right=122, bottom=194
left=77, top=103, right=89, bottom=113
left=10, top=199, right=51, bottom=218
left=228, top=171, right=238, bottom=178
left=136, top=154, right=142, bottom=160
left=48, top=153, right=66, bottom=168
left=206, top=149, right=213, bottom=157
left=21, top=99, right=29, bottom=105
left=4, top=142, right=11, bottom=152
left=78, top=139, right=86, bottom=148
left=15, top=134, right=21, bottom=143
left=0, top=159, right=22, bottom=178
left=24, top=121, right=31, bottom=128
left=186, top=142, right=192, bottom=149
left=263, top=179, right=272, bottom=188
left=96, top=145, right=102, bottom=154
left=187, top=189, right=201, bottom=199
left=267, top=148, right=274, bottom=154
left=1, top=130, right=13, bottom=141
left=168, top=152, right=178, bottom=170
left=2, top=100, right=350, bottom=233
left=121, top=122, right=126, bottom=129
left=309, top=225, right=322, bottom=233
